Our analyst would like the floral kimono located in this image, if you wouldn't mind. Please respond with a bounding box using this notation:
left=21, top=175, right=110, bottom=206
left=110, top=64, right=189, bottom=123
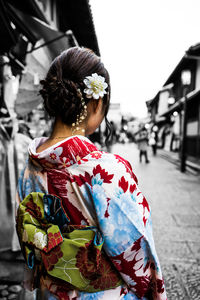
left=16, top=135, right=167, bottom=300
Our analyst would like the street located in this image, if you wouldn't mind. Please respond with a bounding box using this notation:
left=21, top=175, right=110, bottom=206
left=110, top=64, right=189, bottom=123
left=112, top=142, right=200, bottom=300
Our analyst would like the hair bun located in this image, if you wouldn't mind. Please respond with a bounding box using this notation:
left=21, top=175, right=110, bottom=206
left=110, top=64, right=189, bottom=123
left=40, top=76, right=83, bottom=124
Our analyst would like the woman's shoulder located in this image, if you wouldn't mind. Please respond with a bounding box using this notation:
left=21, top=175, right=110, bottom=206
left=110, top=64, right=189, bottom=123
left=100, top=150, right=132, bottom=167
left=85, top=150, right=138, bottom=184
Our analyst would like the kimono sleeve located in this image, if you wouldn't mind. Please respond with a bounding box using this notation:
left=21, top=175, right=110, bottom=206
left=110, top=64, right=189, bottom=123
left=87, top=153, right=167, bottom=300
left=16, top=159, right=48, bottom=207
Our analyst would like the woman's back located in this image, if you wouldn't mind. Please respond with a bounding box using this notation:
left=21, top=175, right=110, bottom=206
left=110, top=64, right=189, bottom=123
left=17, top=135, right=167, bottom=299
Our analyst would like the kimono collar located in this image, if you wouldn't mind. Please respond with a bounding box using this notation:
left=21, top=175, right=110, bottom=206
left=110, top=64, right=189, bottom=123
left=28, top=135, right=99, bottom=169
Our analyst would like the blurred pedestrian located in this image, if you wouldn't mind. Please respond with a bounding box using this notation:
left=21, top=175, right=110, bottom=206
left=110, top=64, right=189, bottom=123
left=104, top=120, right=117, bottom=152
left=16, top=47, right=166, bottom=299
left=110, top=121, right=117, bottom=143
left=149, top=131, right=157, bottom=156
left=137, top=128, right=150, bottom=163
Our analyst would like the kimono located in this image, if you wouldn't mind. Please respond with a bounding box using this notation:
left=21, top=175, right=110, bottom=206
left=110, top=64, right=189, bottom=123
left=16, top=135, right=167, bottom=300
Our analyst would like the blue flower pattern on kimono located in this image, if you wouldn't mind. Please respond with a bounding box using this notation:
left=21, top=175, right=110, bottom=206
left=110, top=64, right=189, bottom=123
left=92, top=184, right=107, bottom=217
left=18, top=169, right=46, bottom=201
left=123, top=293, right=149, bottom=300
left=101, top=199, right=143, bottom=255
left=91, top=180, right=145, bottom=256
left=79, top=290, right=105, bottom=300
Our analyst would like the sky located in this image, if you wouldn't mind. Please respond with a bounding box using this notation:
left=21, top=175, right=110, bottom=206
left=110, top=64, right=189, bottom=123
left=90, top=0, right=200, bottom=118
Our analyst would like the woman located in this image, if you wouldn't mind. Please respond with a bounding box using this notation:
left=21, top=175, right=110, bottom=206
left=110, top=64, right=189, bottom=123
left=16, top=47, right=167, bottom=299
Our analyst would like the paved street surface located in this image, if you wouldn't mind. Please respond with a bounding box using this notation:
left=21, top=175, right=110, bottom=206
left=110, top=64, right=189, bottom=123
left=112, top=142, right=200, bottom=300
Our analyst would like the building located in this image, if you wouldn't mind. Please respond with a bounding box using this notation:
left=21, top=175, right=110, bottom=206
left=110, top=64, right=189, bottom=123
left=0, top=0, right=100, bottom=251
left=0, top=0, right=99, bottom=118
left=146, top=43, right=200, bottom=170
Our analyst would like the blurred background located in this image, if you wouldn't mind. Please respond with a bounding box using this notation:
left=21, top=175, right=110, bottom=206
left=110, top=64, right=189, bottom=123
left=0, top=0, right=200, bottom=299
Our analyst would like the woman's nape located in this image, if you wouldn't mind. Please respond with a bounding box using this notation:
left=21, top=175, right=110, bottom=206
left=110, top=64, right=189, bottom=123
left=49, top=97, right=104, bottom=140
left=36, top=98, right=104, bottom=153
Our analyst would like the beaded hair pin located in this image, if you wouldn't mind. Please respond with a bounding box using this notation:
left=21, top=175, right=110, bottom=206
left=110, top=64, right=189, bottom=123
left=71, top=73, right=108, bottom=135
left=71, top=89, right=87, bottom=135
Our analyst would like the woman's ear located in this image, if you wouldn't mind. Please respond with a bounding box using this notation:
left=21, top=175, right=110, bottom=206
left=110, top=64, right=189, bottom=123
left=95, top=98, right=103, bottom=114
left=89, top=98, right=103, bottom=114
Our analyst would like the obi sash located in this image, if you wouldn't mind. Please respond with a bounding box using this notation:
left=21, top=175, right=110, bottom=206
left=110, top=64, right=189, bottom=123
left=16, top=192, right=123, bottom=292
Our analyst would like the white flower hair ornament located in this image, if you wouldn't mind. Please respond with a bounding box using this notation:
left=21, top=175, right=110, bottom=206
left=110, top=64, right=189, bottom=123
left=83, top=73, right=108, bottom=100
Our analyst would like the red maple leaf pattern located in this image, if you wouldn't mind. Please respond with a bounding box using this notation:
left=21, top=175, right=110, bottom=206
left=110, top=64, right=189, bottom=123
left=73, top=172, right=93, bottom=187
left=111, top=236, right=160, bottom=298
left=130, top=184, right=136, bottom=193
left=119, top=176, right=129, bottom=193
left=138, top=196, right=150, bottom=226
left=93, top=164, right=114, bottom=183
left=114, top=154, right=138, bottom=184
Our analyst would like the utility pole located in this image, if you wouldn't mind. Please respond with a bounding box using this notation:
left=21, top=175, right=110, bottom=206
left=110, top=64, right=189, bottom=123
left=180, top=70, right=191, bottom=172
left=180, top=87, right=188, bottom=172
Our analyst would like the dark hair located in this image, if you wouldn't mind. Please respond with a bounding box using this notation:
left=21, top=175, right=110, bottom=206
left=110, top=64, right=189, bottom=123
left=39, top=47, right=111, bottom=128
